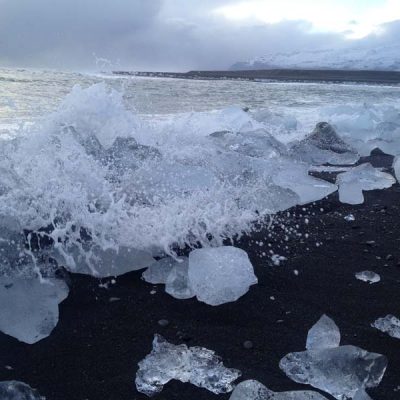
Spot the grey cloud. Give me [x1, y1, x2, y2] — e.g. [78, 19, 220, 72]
[0, 0, 399, 71]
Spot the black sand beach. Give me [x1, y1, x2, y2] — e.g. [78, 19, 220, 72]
[113, 69, 400, 85]
[1, 151, 400, 400]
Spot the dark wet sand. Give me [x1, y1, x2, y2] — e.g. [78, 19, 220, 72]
[0, 152, 400, 400]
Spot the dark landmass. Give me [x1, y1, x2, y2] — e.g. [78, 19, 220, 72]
[113, 69, 400, 85]
[1, 151, 400, 400]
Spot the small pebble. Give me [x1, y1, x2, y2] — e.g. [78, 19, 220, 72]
[344, 214, 355, 222]
[243, 340, 253, 349]
[109, 297, 120, 302]
[158, 319, 169, 327]
[386, 254, 393, 260]
[176, 331, 191, 341]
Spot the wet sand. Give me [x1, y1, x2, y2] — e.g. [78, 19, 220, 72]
[0, 152, 399, 400]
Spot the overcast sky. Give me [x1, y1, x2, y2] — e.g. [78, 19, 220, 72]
[0, 0, 399, 71]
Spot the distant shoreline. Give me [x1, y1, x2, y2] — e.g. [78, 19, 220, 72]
[112, 69, 400, 85]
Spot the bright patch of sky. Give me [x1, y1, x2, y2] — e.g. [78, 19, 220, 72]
[214, 0, 400, 38]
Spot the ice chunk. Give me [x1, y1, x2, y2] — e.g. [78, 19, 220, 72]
[142, 257, 180, 285]
[372, 315, 400, 339]
[0, 215, 26, 276]
[281, 316, 387, 399]
[165, 257, 194, 299]
[238, 185, 300, 214]
[306, 315, 341, 351]
[209, 129, 287, 159]
[0, 381, 45, 399]
[353, 389, 373, 400]
[291, 122, 359, 165]
[211, 152, 275, 186]
[355, 271, 381, 284]
[336, 163, 396, 205]
[280, 345, 387, 399]
[105, 137, 161, 174]
[54, 245, 154, 277]
[188, 246, 258, 306]
[0, 277, 69, 344]
[273, 161, 337, 204]
[131, 162, 219, 202]
[252, 109, 298, 131]
[135, 334, 241, 396]
[393, 156, 400, 182]
[229, 379, 329, 400]
[344, 214, 355, 222]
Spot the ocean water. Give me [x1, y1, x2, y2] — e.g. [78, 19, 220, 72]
[0, 67, 399, 278]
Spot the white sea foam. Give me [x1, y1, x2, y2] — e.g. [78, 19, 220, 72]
[0, 82, 399, 280]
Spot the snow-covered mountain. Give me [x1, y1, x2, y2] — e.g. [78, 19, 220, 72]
[231, 44, 400, 71]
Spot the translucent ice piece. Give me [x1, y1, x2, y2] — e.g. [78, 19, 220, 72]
[142, 257, 183, 285]
[306, 315, 341, 351]
[0, 277, 69, 344]
[372, 315, 400, 339]
[336, 163, 395, 205]
[165, 257, 194, 299]
[280, 345, 387, 400]
[0, 381, 45, 400]
[188, 246, 257, 306]
[291, 122, 359, 165]
[54, 245, 154, 277]
[273, 162, 337, 204]
[135, 334, 241, 396]
[355, 271, 381, 284]
[230, 379, 329, 400]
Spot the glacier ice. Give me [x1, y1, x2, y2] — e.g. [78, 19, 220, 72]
[291, 122, 359, 165]
[238, 185, 300, 214]
[336, 163, 396, 205]
[229, 379, 329, 400]
[0, 215, 27, 276]
[0, 381, 45, 400]
[353, 389, 373, 400]
[344, 214, 355, 222]
[209, 129, 287, 159]
[252, 109, 298, 131]
[0, 277, 69, 344]
[355, 271, 381, 284]
[320, 103, 400, 157]
[273, 161, 337, 204]
[135, 334, 241, 396]
[280, 346, 387, 400]
[165, 257, 194, 299]
[104, 137, 161, 179]
[188, 246, 258, 306]
[372, 315, 400, 339]
[142, 257, 179, 285]
[130, 161, 219, 203]
[393, 156, 400, 182]
[280, 315, 387, 400]
[306, 314, 341, 351]
[53, 245, 154, 277]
